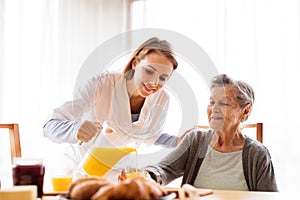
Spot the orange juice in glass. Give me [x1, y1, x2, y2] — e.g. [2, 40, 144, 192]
[81, 147, 137, 177]
[51, 168, 73, 193]
[125, 167, 147, 179]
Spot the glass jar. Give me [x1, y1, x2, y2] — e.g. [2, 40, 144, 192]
[12, 158, 45, 198]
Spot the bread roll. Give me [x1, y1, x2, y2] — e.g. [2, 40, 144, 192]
[68, 177, 111, 200]
[92, 176, 166, 200]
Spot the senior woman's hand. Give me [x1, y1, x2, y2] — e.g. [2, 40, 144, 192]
[118, 169, 127, 182]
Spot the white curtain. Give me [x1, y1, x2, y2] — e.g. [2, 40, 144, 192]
[1, 0, 299, 193]
[131, 0, 300, 193]
[0, 0, 130, 188]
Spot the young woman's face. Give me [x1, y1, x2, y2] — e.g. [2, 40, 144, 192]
[131, 52, 174, 97]
[207, 86, 245, 132]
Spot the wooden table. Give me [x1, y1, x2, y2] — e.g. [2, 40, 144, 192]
[164, 187, 285, 200]
[42, 190, 287, 200]
[200, 190, 284, 200]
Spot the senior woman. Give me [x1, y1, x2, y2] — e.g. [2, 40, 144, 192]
[144, 74, 278, 191]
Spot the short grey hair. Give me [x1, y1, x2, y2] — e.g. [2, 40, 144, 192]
[210, 74, 255, 113]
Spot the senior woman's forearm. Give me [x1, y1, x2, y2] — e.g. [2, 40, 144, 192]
[145, 142, 191, 185]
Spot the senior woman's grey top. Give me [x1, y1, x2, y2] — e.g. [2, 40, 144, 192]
[145, 129, 278, 192]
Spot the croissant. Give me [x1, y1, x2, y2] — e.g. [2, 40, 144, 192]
[68, 177, 111, 200]
[92, 176, 166, 200]
[68, 176, 166, 200]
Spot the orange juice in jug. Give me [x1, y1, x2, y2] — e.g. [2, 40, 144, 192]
[82, 147, 137, 177]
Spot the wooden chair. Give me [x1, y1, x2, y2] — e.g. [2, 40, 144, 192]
[0, 123, 22, 163]
[196, 122, 263, 143]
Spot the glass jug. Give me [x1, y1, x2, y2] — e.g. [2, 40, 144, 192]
[79, 121, 137, 177]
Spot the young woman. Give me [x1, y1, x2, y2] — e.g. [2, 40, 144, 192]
[43, 37, 180, 177]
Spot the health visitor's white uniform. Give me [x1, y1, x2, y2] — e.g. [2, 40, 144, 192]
[43, 72, 176, 181]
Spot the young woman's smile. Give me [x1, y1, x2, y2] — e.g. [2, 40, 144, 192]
[128, 52, 173, 98]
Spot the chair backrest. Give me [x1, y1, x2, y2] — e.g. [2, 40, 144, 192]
[0, 123, 22, 163]
[196, 122, 263, 143]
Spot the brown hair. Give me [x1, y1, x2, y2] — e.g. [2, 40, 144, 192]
[123, 37, 178, 79]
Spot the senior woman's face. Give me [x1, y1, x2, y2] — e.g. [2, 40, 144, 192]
[207, 86, 244, 132]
